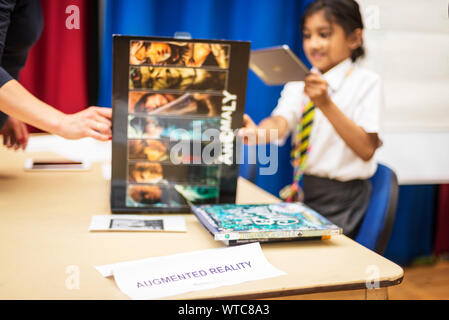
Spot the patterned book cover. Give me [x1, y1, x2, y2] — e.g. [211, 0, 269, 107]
[110, 36, 250, 212]
[192, 202, 342, 245]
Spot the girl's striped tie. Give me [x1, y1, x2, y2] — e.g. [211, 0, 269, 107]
[279, 100, 315, 202]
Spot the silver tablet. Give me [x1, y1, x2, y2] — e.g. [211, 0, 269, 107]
[249, 45, 310, 86]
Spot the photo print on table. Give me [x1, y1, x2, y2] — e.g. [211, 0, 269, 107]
[110, 218, 164, 230]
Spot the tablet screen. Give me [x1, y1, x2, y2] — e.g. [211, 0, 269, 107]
[111, 35, 251, 213]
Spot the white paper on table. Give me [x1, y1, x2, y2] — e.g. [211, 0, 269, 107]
[95, 242, 286, 299]
[88, 215, 186, 232]
[26, 135, 111, 163]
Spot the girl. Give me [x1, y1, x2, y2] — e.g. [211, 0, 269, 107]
[239, 0, 384, 239]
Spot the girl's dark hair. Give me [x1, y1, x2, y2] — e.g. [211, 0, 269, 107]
[301, 0, 365, 62]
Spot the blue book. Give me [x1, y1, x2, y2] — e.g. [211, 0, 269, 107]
[191, 202, 342, 245]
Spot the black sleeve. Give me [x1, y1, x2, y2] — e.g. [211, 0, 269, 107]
[0, 0, 17, 128]
[0, 0, 16, 87]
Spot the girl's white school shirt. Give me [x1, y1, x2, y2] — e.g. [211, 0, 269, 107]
[271, 58, 384, 182]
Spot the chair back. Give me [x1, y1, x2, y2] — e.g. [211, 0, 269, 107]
[355, 163, 399, 254]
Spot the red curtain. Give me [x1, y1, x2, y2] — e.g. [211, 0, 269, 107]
[435, 185, 449, 257]
[19, 0, 91, 132]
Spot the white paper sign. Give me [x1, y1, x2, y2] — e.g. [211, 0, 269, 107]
[96, 243, 286, 299]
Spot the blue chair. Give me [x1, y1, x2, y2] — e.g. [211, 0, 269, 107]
[355, 163, 399, 255]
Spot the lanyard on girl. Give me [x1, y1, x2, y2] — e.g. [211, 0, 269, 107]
[279, 66, 354, 202]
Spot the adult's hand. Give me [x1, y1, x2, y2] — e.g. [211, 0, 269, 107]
[0, 116, 29, 150]
[57, 107, 112, 141]
[0, 81, 112, 142]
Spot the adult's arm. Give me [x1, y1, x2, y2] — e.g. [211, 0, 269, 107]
[0, 0, 16, 128]
[0, 1, 111, 142]
[0, 79, 112, 141]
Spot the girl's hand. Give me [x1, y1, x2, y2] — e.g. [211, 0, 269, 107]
[238, 114, 287, 145]
[238, 114, 259, 145]
[57, 107, 112, 141]
[0, 116, 29, 150]
[304, 72, 331, 109]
